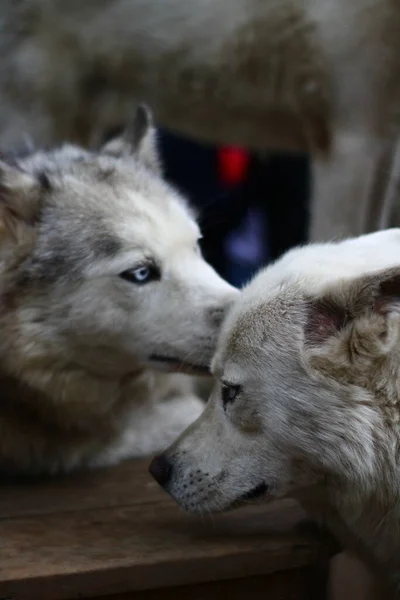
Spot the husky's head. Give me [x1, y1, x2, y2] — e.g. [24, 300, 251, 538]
[0, 106, 237, 379]
[150, 230, 400, 514]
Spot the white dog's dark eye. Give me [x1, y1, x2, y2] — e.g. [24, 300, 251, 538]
[221, 383, 241, 408]
[120, 264, 160, 285]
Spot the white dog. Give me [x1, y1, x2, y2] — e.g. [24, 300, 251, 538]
[150, 229, 400, 596]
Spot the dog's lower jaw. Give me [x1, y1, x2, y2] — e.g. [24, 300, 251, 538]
[169, 482, 271, 515]
[222, 483, 271, 512]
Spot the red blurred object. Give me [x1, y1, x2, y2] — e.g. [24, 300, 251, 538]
[218, 146, 250, 187]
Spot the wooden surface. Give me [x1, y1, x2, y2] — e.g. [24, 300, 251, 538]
[92, 568, 329, 600]
[0, 459, 336, 600]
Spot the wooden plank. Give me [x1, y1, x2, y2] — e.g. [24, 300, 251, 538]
[0, 459, 336, 600]
[0, 460, 161, 519]
[0, 501, 333, 599]
[87, 567, 328, 600]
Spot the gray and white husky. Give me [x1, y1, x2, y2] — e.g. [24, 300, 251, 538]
[0, 106, 237, 475]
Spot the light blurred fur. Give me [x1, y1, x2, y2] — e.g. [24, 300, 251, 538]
[1, 0, 400, 240]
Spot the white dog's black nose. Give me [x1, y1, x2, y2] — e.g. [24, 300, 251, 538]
[149, 454, 173, 487]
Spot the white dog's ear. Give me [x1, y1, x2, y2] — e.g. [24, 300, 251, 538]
[305, 298, 350, 345]
[0, 160, 46, 243]
[100, 105, 162, 174]
[305, 268, 400, 349]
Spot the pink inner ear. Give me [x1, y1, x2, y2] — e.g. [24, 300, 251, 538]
[305, 301, 349, 345]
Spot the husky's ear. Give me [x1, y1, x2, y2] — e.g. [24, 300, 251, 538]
[0, 160, 45, 243]
[305, 268, 400, 352]
[101, 105, 162, 174]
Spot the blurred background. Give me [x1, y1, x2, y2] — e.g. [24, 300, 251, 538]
[158, 128, 310, 287]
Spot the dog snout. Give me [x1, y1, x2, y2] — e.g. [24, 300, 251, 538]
[149, 454, 173, 488]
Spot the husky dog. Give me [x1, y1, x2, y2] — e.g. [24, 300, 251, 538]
[1, 0, 400, 241]
[150, 229, 400, 596]
[0, 106, 236, 475]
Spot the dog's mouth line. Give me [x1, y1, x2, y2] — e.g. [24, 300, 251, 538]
[149, 354, 210, 375]
[239, 482, 269, 501]
[181, 482, 270, 514]
[227, 482, 269, 509]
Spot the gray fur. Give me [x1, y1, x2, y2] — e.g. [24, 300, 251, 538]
[0, 108, 237, 475]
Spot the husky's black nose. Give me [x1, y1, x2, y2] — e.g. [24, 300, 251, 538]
[149, 454, 173, 487]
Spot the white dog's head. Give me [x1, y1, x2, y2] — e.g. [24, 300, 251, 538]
[0, 106, 237, 378]
[150, 230, 400, 512]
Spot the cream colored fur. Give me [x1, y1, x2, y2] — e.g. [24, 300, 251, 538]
[153, 229, 400, 596]
[0, 0, 400, 239]
[0, 107, 237, 476]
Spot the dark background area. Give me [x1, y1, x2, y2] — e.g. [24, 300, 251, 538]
[158, 129, 310, 287]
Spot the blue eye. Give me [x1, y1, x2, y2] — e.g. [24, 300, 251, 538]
[133, 266, 151, 282]
[120, 264, 160, 285]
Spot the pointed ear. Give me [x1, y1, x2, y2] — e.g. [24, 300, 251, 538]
[0, 160, 43, 243]
[100, 104, 162, 174]
[304, 298, 350, 345]
[305, 268, 400, 347]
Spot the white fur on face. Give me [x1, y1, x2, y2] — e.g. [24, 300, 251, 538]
[56, 179, 237, 375]
[159, 230, 400, 515]
[0, 122, 238, 382]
